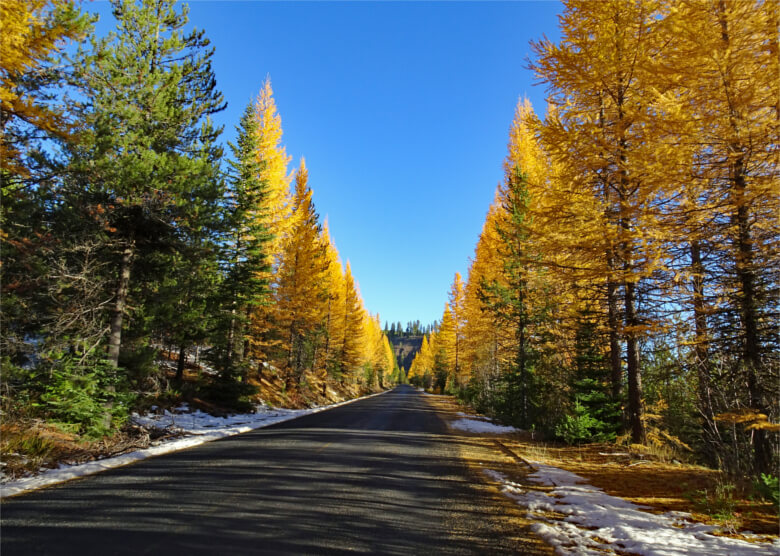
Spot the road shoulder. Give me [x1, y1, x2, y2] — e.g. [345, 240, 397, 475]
[418, 392, 555, 555]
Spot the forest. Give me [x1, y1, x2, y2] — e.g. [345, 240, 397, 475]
[1, 0, 403, 450]
[408, 0, 778, 480]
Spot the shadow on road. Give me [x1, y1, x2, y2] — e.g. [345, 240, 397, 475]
[1, 386, 543, 555]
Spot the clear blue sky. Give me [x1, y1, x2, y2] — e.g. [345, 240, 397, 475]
[89, 1, 562, 328]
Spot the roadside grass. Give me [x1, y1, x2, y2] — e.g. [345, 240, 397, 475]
[1, 357, 381, 483]
[502, 439, 778, 538]
[0, 419, 171, 482]
[0, 423, 79, 480]
[423, 392, 779, 540]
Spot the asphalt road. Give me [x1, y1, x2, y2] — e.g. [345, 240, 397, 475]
[1, 385, 531, 555]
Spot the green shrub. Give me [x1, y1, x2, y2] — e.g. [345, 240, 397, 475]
[203, 376, 258, 412]
[555, 401, 600, 445]
[688, 481, 742, 534]
[37, 354, 134, 439]
[119, 345, 160, 388]
[753, 473, 779, 509]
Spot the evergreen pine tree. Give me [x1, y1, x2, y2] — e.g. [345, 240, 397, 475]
[210, 101, 274, 379]
[564, 310, 621, 442]
[67, 0, 225, 369]
[480, 168, 544, 429]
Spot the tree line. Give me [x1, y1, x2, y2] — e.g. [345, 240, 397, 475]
[1, 0, 400, 438]
[383, 320, 436, 338]
[409, 0, 778, 478]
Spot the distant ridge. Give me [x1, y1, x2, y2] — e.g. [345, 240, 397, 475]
[388, 335, 423, 373]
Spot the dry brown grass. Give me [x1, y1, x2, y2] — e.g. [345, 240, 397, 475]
[424, 393, 779, 540]
[502, 440, 778, 536]
[0, 419, 176, 482]
[248, 368, 376, 410]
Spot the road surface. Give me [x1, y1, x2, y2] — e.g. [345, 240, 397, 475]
[1, 385, 542, 554]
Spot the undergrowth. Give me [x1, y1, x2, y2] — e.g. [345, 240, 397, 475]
[687, 480, 742, 534]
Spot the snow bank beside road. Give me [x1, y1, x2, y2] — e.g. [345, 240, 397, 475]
[130, 402, 305, 434]
[451, 417, 519, 434]
[1, 392, 383, 499]
[485, 465, 779, 556]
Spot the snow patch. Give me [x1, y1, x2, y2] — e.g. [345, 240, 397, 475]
[450, 417, 519, 434]
[1, 391, 386, 499]
[485, 465, 779, 556]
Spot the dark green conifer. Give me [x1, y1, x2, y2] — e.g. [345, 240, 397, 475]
[208, 102, 274, 379]
[67, 0, 226, 368]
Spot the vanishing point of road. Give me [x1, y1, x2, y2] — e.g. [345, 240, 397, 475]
[1, 385, 547, 554]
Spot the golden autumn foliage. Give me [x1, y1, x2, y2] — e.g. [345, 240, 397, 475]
[430, 0, 777, 474]
[448, 273, 466, 384]
[436, 304, 457, 390]
[252, 78, 293, 262]
[339, 262, 366, 377]
[408, 334, 435, 385]
[317, 220, 347, 380]
[715, 410, 780, 432]
[529, 0, 685, 442]
[273, 159, 329, 386]
[234, 80, 393, 394]
[361, 314, 395, 389]
[0, 0, 86, 175]
[459, 199, 507, 385]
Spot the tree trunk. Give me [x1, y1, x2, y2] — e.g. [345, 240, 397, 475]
[103, 242, 133, 429]
[322, 297, 333, 387]
[618, 156, 644, 444]
[227, 305, 237, 367]
[517, 291, 528, 429]
[607, 279, 623, 400]
[243, 306, 253, 379]
[454, 323, 460, 387]
[286, 326, 296, 390]
[733, 154, 769, 473]
[107, 243, 134, 367]
[690, 240, 717, 441]
[624, 279, 644, 444]
[176, 344, 187, 382]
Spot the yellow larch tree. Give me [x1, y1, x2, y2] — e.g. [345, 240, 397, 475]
[316, 219, 346, 388]
[447, 272, 467, 385]
[380, 334, 397, 384]
[252, 78, 293, 259]
[409, 333, 436, 388]
[531, 0, 670, 442]
[461, 95, 606, 429]
[272, 159, 329, 388]
[528, 101, 620, 399]
[501, 98, 576, 426]
[461, 199, 510, 390]
[338, 262, 365, 380]
[246, 78, 294, 360]
[407, 355, 419, 383]
[407, 335, 425, 384]
[649, 0, 780, 473]
[436, 304, 457, 393]
[361, 313, 388, 390]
